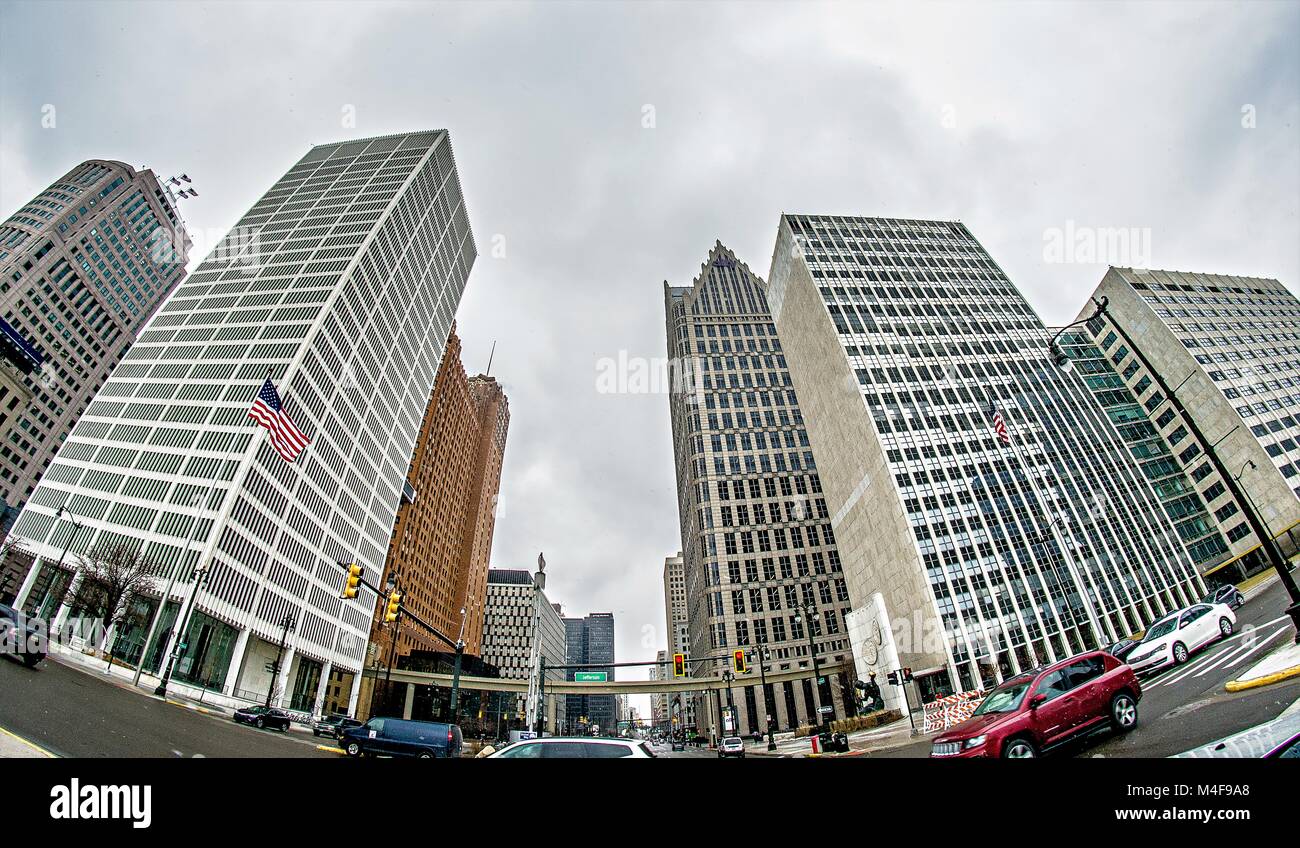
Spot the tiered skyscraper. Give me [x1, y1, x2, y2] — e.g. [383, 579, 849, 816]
[12, 131, 475, 715]
[665, 243, 855, 737]
[767, 216, 1202, 700]
[0, 160, 190, 538]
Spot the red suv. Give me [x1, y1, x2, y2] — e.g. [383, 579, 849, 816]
[930, 651, 1140, 759]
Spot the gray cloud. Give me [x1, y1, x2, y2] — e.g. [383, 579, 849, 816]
[3, 0, 1297, 716]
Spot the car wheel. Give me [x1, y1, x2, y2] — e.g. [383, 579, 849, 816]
[417, 750, 434, 759]
[1172, 641, 1189, 664]
[1218, 617, 1233, 638]
[345, 741, 362, 757]
[1110, 692, 1138, 732]
[1234, 593, 1244, 608]
[255, 718, 266, 729]
[1001, 738, 1037, 759]
[23, 654, 42, 668]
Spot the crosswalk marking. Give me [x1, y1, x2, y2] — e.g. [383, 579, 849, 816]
[1145, 616, 1289, 689]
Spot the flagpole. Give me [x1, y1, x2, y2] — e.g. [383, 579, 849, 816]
[132, 470, 223, 687]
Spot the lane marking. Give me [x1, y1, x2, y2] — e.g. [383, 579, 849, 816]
[1190, 638, 1274, 679]
[0, 724, 58, 758]
[1221, 628, 1290, 670]
[1144, 616, 1289, 688]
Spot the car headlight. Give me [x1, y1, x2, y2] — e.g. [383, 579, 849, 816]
[964, 735, 987, 749]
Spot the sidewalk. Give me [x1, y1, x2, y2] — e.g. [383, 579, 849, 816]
[0, 725, 56, 758]
[44, 641, 314, 735]
[751, 715, 931, 758]
[1225, 637, 1300, 692]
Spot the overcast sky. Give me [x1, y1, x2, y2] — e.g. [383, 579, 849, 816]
[3, 0, 1298, 715]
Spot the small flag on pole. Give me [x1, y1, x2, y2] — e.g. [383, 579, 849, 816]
[249, 378, 311, 463]
[991, 405, 1011, 445]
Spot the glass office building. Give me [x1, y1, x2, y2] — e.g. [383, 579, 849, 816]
[767, 215, 1202, 697]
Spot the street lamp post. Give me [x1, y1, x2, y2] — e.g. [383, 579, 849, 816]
[38, 507, 84, 621]
[152, 559, 210, 698]
[449, 606, 467, 721]
[1050, 297, 1300, 643]
[795, 600, 829, 731]
[748, 644, 778, 751]
[264, 613, 297, 707]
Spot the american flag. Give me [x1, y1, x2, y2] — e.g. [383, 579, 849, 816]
[991, 405, 1011, 445]
[249, 378, 311, 463]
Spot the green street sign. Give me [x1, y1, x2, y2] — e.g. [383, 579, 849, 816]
[574, 671, 608, 682]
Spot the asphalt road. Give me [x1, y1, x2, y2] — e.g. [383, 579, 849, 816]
[0, 652, 332, 758]
[869, 577, 1300, 759]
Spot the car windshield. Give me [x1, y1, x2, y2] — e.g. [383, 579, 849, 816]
[1143, 619, 1177, 641]
[973, 680, 1031, 715]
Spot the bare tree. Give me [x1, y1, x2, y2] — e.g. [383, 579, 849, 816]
[62, 542, 160, 670]
[0, 535, 30, 603]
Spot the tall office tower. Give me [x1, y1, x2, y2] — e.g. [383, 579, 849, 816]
[11, 132, 475, 715]
[659, 553, 696, 731]
[370, 326, 508, 667]
[649, 649, 670, 728]
[0, 160, 190, 532]
[563, 612, 616, 734]
[664, 243, 855, 738]
[767, 215, 1203, 700]
[481, 568, 566, 731]
[1066, 268, 1300, 586]
[662, 552, 689, 658]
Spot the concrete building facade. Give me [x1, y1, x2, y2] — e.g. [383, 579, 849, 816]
[664, 243, 855, 737]
[766, 215, 1203, 702]
[1, 160, 190, 532]
[11, 131, 476, 716]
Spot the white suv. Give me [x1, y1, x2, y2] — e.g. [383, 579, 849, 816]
[487, 737, 656, 758]
[718, 736, 746, 758]
[1126, 602, 1236, 674]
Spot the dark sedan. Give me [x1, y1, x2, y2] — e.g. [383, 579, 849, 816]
[0, 603, 46, 668]
[313, 713, 363, 739]
[233, 705, 292, 731]
[1105, 639, 1140, 662]
[1201, 583, 1245, 610]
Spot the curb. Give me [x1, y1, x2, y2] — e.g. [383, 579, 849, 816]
[0, 725, 58, 758]
[317, 744, 345, 755]
[1225, 663, 1300, 693]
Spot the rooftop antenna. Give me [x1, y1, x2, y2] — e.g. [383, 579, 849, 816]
[485, 340, 497, 376]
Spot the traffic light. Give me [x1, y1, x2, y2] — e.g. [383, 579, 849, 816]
[672, 652, 686, 677]
[732, 649, 747, 674]
[342, 562, 363, 599]
[384, 589, 402, 623]
[886, 670, 900, 685]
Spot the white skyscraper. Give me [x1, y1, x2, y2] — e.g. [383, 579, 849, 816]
[768, 215, 1203, 699]
[12, 131, 476, 714]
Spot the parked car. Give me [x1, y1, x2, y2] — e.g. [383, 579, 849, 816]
[670, 738, 685, 752]
[930, 650, 1141, 759]
[1105, 638, 1140, 662]
[233, 705, 292, 731]
[1173, 708, 1300, 758]
[1201, 583, 1245, 610]
[341, 718, 463, 759]
[486, 736, 655, 758]
[0, 603, 45, 668]
[313, 713, 363, 739]
[718, 736, 745, 758]
[1126, 603, 1236, 675]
